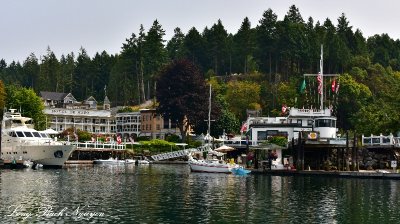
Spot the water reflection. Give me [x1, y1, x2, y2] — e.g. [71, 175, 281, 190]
[1, 165, 400, 223]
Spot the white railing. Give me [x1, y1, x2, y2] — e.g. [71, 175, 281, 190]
[151, 149, 191, 161]
[151, 145, 209, 161]
[72, 141, 126, 150]
[362, 133, 400, 146]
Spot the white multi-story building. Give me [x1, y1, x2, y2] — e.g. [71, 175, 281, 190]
[41, 92, 182, 139]
[44, 107, 115, 134]
[115, 112, 141, 139]
[41, 92, 115, 135]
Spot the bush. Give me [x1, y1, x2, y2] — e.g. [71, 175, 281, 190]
[166, 134, 181, 143]
[138, 139, 179, 153]
[267, 136, 288, 147]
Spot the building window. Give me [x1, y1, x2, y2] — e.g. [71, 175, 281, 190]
[156, 124, 160, 130]
[297, 119, 302, 126]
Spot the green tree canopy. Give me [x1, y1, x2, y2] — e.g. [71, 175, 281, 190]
[5, 85, 46, 130]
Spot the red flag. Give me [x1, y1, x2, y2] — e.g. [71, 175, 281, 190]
[240, 123, 247, 133]
[282, 104, 287, 114]
[331, 79, 336, 92]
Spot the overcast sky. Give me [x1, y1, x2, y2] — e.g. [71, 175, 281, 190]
[1, 0, 399, 63]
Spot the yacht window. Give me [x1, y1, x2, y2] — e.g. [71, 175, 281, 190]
[16, 131, 25, 137]
[40, 133, 48, 138]
[11, 132, 17, 137]
[315, 119, 333, 128]
[12, 120, 22, 124]
[32, 132, 41, 137]
[24, 132, 33, 137]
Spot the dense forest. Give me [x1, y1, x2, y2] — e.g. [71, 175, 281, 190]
[1, 5, 400, 136]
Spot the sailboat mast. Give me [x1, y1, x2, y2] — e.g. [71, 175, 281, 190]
[320, 45, 324, 110]
[208, 84, 211, 135]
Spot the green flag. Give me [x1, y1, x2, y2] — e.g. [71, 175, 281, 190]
[300, 79, 306, 93]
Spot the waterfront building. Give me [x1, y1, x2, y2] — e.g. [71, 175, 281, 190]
[41, 91, 115, 135]
[41, 92, 180, 140]
[41, 91, 77, 107]
[115, 112, 141, 139]
[245, 107, 337, 142]
[140, 109, 180, 139]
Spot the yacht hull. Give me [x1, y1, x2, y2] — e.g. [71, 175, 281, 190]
[1, 144, 76, 167]
[188, 160, 233, 173]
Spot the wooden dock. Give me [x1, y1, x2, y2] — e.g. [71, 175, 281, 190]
[1, 159, 28, 169]
[250, 169, 400, 179]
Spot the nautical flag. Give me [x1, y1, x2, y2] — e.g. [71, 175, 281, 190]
[331, 79, 336, 92]
[73, 132, 78, 141]
[117, 135, 122, 144]
[300, 79, 306, 93]
[281, 104, 287, 114]
[317, 72, 322, 95]
[240, 122, 247, 133]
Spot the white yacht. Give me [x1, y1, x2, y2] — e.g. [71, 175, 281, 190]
[1, 109, 76, 168]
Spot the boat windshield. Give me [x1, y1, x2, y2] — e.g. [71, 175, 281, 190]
[12, 120, 22, 125]
[40, 133, 49, 138]
[24, 132, 33, 137]
[32, 132, 41, 137]
[16, 131, 25, 137]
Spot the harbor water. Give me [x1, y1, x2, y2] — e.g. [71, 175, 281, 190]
[1, 164, 400, 223]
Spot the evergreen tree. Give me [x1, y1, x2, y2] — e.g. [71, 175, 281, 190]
[143, 20, 168, 100]
[39, 47, 60, 92]
[22, 53, 39, 90]
[74, 47, 92, 100]
[256, 8, 278, 77]
[233, 17, 256, 74]
[203, 19, 229, 76]
[183, 27, 206, 71]
[166, 27, 185, 60]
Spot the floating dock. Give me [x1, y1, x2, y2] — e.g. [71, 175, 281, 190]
[250, 169, 400, 179]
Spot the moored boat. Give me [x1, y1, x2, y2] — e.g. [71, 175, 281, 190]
[93, 157, 126, 165]
[188, 157, 237, 173]
[1, 109, 76, 168]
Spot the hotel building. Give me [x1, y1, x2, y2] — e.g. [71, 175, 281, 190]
[41, 91, 115, 135]
[40, 92, 181, 140]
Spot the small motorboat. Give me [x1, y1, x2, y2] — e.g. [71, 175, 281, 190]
[93, 157, 126, 165]
[231, 167, 251, 175]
